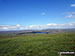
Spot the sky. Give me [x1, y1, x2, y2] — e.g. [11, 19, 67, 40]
[0, 0, 75, 30]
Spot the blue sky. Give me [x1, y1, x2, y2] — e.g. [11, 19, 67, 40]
[0, 0, 75, 30]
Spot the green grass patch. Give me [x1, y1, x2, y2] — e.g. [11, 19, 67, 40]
[0, 33, 75, 56]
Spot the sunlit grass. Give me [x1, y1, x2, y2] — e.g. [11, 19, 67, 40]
[0, 33, 75, 56]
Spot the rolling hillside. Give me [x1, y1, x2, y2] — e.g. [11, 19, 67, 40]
[0, 33, 75, 56]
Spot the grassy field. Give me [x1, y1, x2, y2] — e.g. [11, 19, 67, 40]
[0, 33, 75, 56]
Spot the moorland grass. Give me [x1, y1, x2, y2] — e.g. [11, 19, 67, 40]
[0, 33, 75, 56]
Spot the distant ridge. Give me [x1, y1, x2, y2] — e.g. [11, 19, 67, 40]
[0, 28, 75, 36]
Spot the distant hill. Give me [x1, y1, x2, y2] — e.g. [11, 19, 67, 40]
[0, 28, 75, 36]
[40, 28, 75, 33]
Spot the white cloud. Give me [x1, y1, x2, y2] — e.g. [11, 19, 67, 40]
[3, 27, 8, 30]
[45, 22, 75, 28]
[16, 24, 20, 27]
[25, 22, 75, 29]
[71, 4, 75, 7]
[0, 22, 75, 30]
[47, 23, 57, 26]
[29, 25, 35, 28]
[65, 12, 75, 18]
[68, 23, 73, 26]
[0, 24, 21, 30]
[0, 27, 8, 30]
[25, 25, 41, 29]
[59, 22, 75, 28]
[20, 27, 25, 30]
[66, 14, 72, 18]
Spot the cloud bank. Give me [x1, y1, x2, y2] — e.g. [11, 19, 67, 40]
[0, 22, 75, 30]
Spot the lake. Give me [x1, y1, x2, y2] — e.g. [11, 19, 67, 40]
[32, 32, 49, 34]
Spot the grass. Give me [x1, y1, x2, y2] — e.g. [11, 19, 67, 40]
[0, 33, 75, 56]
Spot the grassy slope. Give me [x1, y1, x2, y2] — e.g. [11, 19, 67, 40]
[0, 33, 75, 56]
